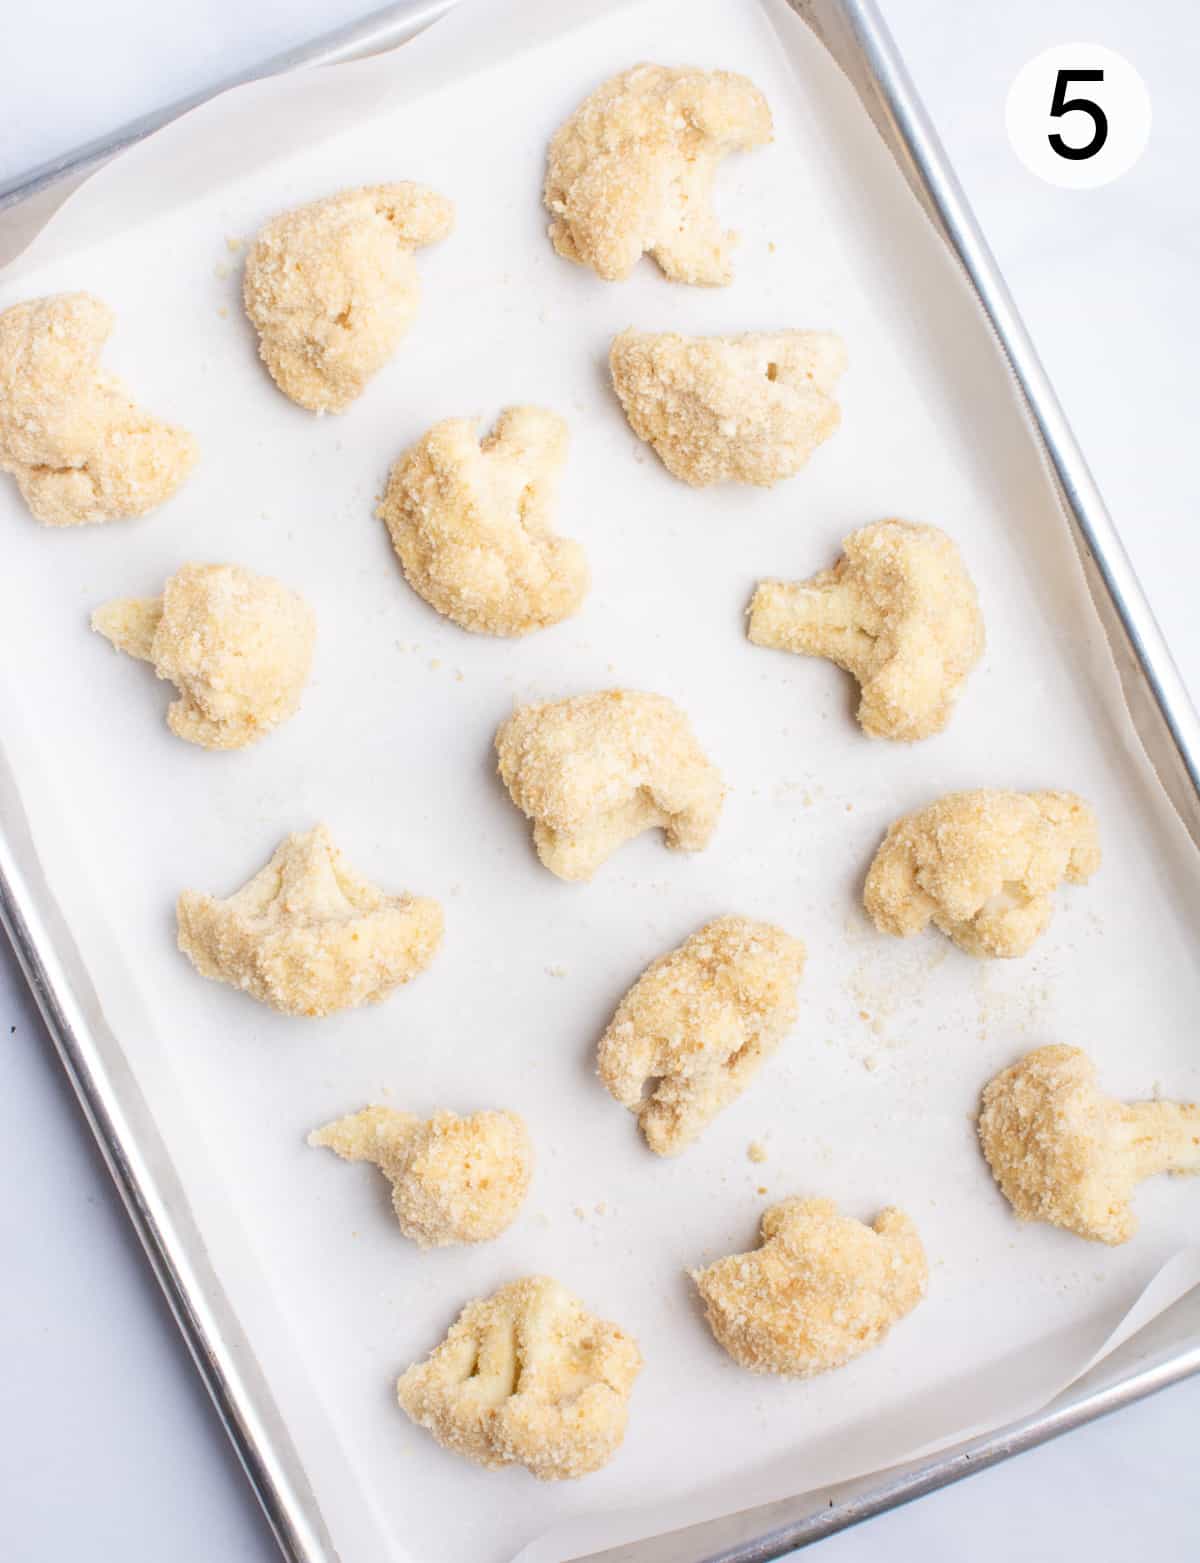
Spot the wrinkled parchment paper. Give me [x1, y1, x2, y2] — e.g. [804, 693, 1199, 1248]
[2, 1, 1197, 1560]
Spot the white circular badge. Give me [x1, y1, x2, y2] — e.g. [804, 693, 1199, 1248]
[1006, 44, 1151, 189]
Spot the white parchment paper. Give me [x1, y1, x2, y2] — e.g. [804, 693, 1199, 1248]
[2, 2, 1198, 1560]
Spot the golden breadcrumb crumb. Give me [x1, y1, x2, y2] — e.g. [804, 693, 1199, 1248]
[309, 1106, 532, 1247]
[177, 824, 442, 1016]
[749, 520, 984, 740]
[747, 1140, 768, 1164]
[0, 293, 196, 525]
[609, 327, 845, 487]
[92, 563, 315, 750]
[243, 183, 453, 413]
[544, 63, 772, 285]
[377, 406, 588, 635]
[597, 917, 805, 1155]
[979, 1044, 1200, 1245]
[396, 1276, 642, 1479]
[495, 689, 725, 880]
[864, 789, 1100, 958]
[692, 1197, 927, 1377]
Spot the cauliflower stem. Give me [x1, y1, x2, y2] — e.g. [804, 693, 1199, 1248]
[749, 520, 984, 741]
[310, 1106, 532, 1247]
[979, 1045, 1200, 1244]
[93, 562, 316, 750]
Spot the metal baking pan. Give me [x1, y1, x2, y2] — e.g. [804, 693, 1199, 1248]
[2, 1, 1198, 1558]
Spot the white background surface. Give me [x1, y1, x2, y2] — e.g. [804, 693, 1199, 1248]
[1, 1, 1197, 1560]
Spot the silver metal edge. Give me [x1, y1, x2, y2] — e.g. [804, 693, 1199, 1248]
[673, 0, 1200, 1552]
[741, 1323, 1200, 1560]
[0, 1, 456, 217]
[0, 756, 337, 1550]
[0, 752, 339, 1563]
[792, 0, 1200, 849]
[0, 13, 455, 1563]
[0, 2, 1196, 1561]
[571, 1297, 1200, 1560]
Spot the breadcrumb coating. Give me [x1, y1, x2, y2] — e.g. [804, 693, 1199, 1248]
[979, 1045, 1200, 1245]
[309, 1106, 531, 1247]
[243, 183, 453, 413]
[0, 293, 196, 525]
[610, 327, 845, 487]
[495, 689, 725, 881]
[692, 1197, 927, 1377]
[749, 520, 984, 740]
[544, 63, 772, 286]
[598, 917, 805, 1155]
[92, 563, 315, 749]
[377, 406, 588, 635]
[864, 789, 1100, 958]
[396, 1276, 642, 1479]
[177, 824, 442, 1017]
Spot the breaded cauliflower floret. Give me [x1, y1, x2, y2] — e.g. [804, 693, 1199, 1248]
[749, 520, 984, 740]
[610, 328, 845, 487]
[377, 407, 589, 635]
[177, 824, 442, 1017]
[92, 563, 315, 750]
[495, 689, 725, 881]
[309, 1106, 532, 1247]
[243, 182, 454, 413]
[598, 917, 805, 1155]
[864, 789, 1100, 958]
[0, 293, 197, 526]
[396, 1276, 642, 1480]
[544, 64, 772, 286]
[979, 1045, 1200, 1245]
[692, 1197, 927, 1377]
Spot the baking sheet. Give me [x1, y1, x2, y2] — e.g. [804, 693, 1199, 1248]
[2, 1, 1199, 1560]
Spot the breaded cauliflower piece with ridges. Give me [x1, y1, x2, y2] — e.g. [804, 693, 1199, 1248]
[396, 1276, 642, 1479]
[864, 789, 1100, 958]
[610, 327, 845, 487]
[692, 1197, 927, 1377]
[177, 825, 442, 1016]
[377, 407, 588, 635]
[598, 917, 805, 1155]
[309, 1106, 532, 1247]
[92, 562, 315, 749]
[0, 293, 196, 526]
[749, 520, 984, 740]
[243, 182, 453, 413]
[545, 63, 772, 285]
[979, 1045, 1200, 1245]
[495, 689, 725, 881]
